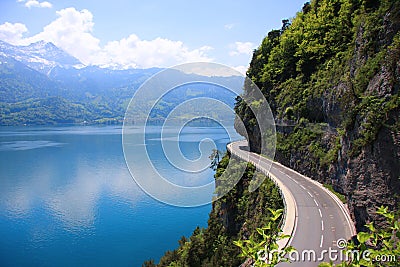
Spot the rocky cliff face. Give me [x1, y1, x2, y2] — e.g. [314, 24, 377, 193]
[338, 16, 399, 230]
[235, 0, 400, 232]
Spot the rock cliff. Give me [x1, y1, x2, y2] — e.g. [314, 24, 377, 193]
[235, 0, 400, 232]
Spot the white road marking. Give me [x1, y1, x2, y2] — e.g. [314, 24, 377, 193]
[289, 176, 299, 184]
[307, 191, 313, 198]
[300, 184, 306, 190]
[279, 171, 285, 175]
[229, 141, 356, 251]
[321, 220, 324, 231]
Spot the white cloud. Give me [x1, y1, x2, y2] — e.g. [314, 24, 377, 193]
[229, 41, 255, 56]
[22, 8, 101, 64]
[18, 0, 52, 8]
[97, 34, 212, 69]
[224, 23, 235, 30]
[0, 22, 28, 44]
[174, 62, 243, 77]
[0, 7, 213, 68]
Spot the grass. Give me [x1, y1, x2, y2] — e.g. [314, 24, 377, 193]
[324, 184, 347, 204]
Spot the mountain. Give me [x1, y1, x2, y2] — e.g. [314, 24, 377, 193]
[0, 40, 163, 125]
[0, 55, 66, 103]
[0, 40, 242, 126]
[0, 40, 83, 74]
[47, 65, 162, 96]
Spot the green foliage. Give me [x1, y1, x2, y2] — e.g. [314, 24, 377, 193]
[322, 135, 342, 166]
[351, 94, 400, 156]
[233, 209, 295, 266]
[319, 206, 400, 266]
[143, 260, 156, 267]
[0, 97, 95, 125]
[152, 154, 284, 267]
[354, 50, 386, 96]
[276, 123, 341, 170]
[324, 184, 347, 203]
[0, 63, 239, 125]
[235, 0, 400, 175]
[153, 0, 400, 265]
[208, 149, 221, 171]
[276, 124, 321, 155]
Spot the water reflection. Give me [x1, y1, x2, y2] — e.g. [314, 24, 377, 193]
[0, 126, 233, 224]
[0, 126, 235, 266]
[0, 140, 65, 151]
[0, 127, 143, 230]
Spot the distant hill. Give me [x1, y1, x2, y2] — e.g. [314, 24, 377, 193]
[0, 55, 66, 103]
[0, 40, 241, 125]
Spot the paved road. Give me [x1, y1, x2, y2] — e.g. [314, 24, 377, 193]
[228, 140, 356, 266]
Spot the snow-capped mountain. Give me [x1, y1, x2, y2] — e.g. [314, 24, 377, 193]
[0, 40, 83, 74]
[0, 40, 240, 126]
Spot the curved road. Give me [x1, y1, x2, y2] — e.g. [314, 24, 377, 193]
[228, 140, 356, 266]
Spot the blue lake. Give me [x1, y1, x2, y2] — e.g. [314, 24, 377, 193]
[0, 125, 240, 266]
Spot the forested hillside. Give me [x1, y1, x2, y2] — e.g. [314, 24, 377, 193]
[0, 57, 159, 125]
[0, 41, 241, 126]
[146, 155, 283, 267]
[235, 0, 399, 231]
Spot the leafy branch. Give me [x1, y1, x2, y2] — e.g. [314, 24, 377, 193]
[234, 208, 295, 266]
[320, 206, 399, 267]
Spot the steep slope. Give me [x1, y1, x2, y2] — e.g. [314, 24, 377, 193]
[0, 41, 162, 125]
[48, 66, 161, 95]
[0, 55, 67, 103]
[150, 156, 283, 267]
[235, 0, 400, 231]
[0, 97, 92, 125]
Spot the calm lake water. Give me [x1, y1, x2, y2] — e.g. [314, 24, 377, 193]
[0, 125, 240, 267]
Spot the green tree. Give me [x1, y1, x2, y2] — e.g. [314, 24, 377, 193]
[319, 206, 400, 267]
[233, 209, 295, 267]
[142, 259, 156, 267]
[209, 149, 221, 171]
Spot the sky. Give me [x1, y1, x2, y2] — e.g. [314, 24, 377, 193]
[0, 0, 306, 72]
